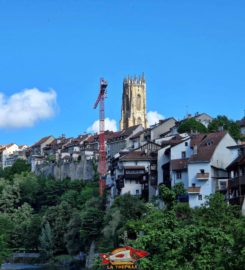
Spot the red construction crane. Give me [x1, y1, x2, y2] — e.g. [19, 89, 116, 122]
[93, 78, 108, 196]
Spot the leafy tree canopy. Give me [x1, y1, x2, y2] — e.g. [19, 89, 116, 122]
[178, 118, 207, 134]
[208, 115, 241, 141]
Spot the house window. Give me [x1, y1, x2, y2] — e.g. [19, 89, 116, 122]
[198, 194, 202, 200]
[176, 171, 182, 179]
[181, 151, 186, 159]
[200, 169, 205, 174]
[136, 189, 140, 195]
[185, 142, 188, 146]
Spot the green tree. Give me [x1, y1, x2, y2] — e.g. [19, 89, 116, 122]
[64, 211, 82, 255]
[0, 214, 12, 263]
[80, 197, 104, 251]
[2, 159, 30, 180]
[39, 222, 54, 260]
[208, 115, 241, 141]
[0, 235, 10, 264]
[178, 118, 207, 134]
[9, 203, 34, 249]
[42, 201, 74, 254]
[101, 194, 147, 251]
[159, 184, 176, 209]
[125, 193, 245, 270]
[0, 182, 20, 213]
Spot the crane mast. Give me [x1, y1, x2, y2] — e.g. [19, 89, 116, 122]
[93, 78, 108, 196]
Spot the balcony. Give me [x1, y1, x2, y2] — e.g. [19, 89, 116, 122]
[196, 173, 209, 180]
[229, 195, 245, 206]
[228, 175, 245, 188]
[188, 187, 201, 194]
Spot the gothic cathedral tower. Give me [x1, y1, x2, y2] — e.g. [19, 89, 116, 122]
[120, 73, 148, 130]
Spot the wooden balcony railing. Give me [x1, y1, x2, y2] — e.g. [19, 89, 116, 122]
[228, 175, 245, 188]
[188, 187, 201, 194]
[196, 173, 209, 180]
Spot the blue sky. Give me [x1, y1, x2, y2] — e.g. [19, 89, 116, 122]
[0, 0, 245, 145]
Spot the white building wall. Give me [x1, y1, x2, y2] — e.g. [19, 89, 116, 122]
[211, 133, 238, 169]
[151, 119, 176, 141]
[40, 137, 55, 155]
[241, 127, 245, 135]
[188, 162, 211, 208]
[171, 171, 188, 189]
[119, 160, 150, 196]
[157, 146, 170, 185]
[171, 139, 191, 160]
[2, 144, 19, 169]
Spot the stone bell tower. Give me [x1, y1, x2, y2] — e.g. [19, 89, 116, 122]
[120, 73, 148, 130]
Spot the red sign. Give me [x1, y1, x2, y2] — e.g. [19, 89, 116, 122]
[100, 246, 149, 269]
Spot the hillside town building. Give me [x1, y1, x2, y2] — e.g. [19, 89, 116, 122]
[1, 75, 244, 209]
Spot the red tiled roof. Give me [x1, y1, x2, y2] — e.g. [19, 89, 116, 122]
[189, 132, 226, 162]
[108, 125, 141, 142]
[32, 136, 53, 147]
[190, 134, 207, 148]
[120, 150, 157, 161]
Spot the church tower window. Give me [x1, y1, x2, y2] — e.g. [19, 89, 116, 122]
[136, 94, 141, 111]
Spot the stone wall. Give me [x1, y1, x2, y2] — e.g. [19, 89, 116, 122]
[35, 155, 95, 181]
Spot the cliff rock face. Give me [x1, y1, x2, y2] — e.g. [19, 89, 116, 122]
[35, 155, 94, 181]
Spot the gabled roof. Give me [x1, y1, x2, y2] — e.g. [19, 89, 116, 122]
[119, 141, 160, 162]
[189, 131, 226, 162]
[193, 113, 212, 120]
[130, 128, 151, 140]
[107, 125, 141, 142]
[32, 136, 53, 147]
[226, 155, 245, 171]
[161, 134, 186, 147]
[120, 150, 156, 161]
[190, 134, 207, 148]
[0, 143, 18, 153]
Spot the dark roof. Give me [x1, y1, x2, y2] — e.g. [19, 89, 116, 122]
[124, 166, 145, 170]
[31, 136, 53, 147]
[239, 118, 245, 127]
[226, 155, 245, 170]
[158, 117, 176, 124]
[190, 134, 207, 148]
[189, 132, 226, 162]
[120, 150, 156, 161]
[108, 125, 141, 142]
[130, 128, 151, 140]
[161, 135, 186, 147]
[171, 159, 188, 171]
[193, 113, 212, 119]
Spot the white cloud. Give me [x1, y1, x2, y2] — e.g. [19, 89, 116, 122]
[147, 111, 164, 126]
[0, 88, 57, 128]
[87, 118, 118, 133]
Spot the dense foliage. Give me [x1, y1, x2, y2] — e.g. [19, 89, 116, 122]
[125, 187, 245, 270]
[208, 115, 242, 141]
[0, 160, 102, 264]
[0, 161, 245, 269]
[178, 118, 207, 134]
